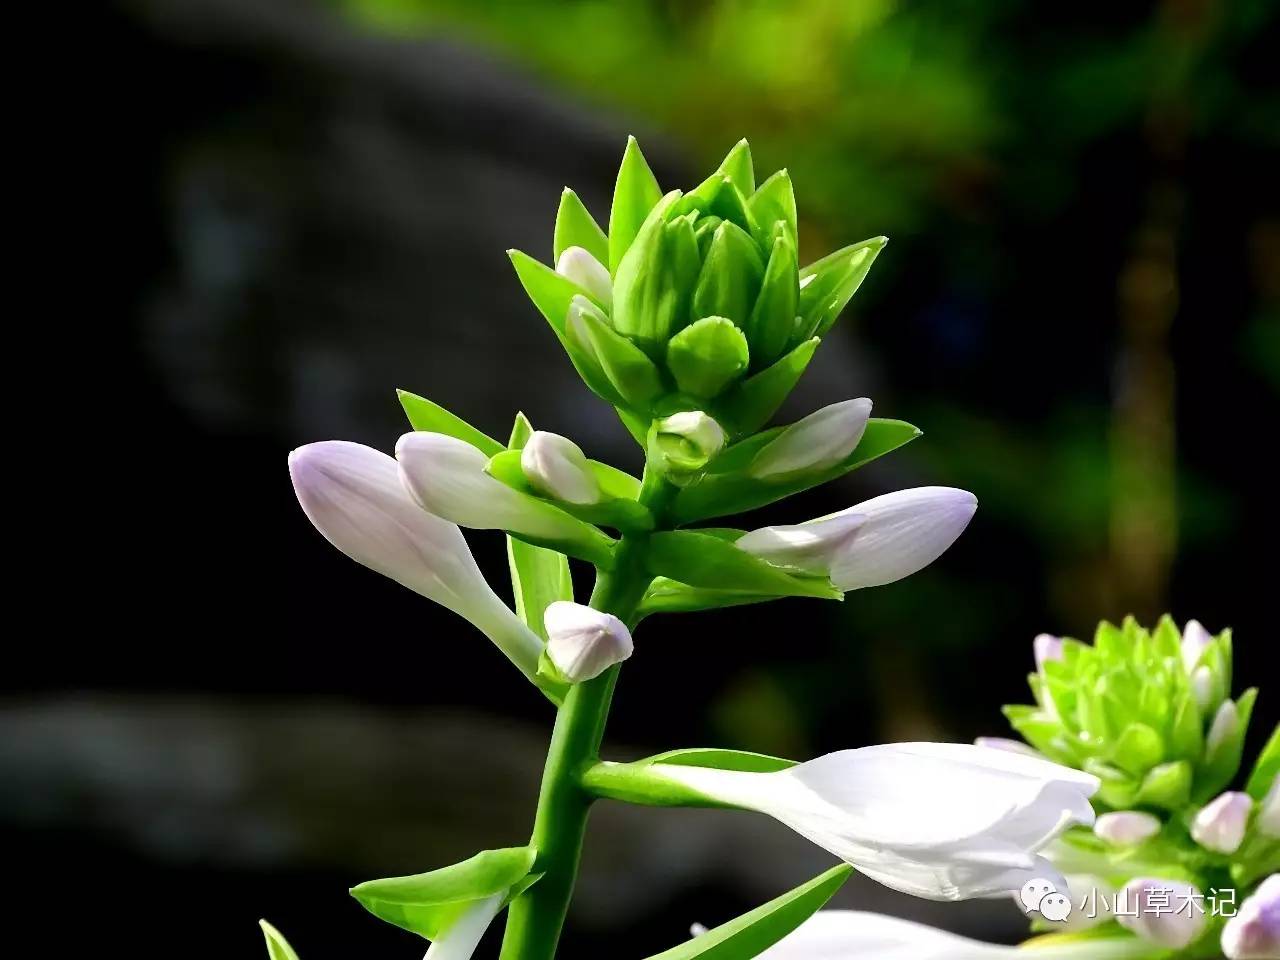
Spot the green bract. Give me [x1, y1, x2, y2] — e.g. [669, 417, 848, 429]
[1004, 616, 1254, 812]
[511, 138, 887, 456]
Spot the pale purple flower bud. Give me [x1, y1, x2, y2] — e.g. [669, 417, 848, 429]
[288, 441, 542, 679]
[747, 398, 872, 480]
[1181, 619, 1214, 674]
[973, 737, 1049, 761]
[735, 513, 866, 578]
[544, 601, 633, 682]
[521, 430, 600, 505]
[1222, 874, 1279, 960]
[1117, 878, 1206, 949]
[1207, 700, 1240, 756]
[1191, 792, 1252, 854]
[1260, 777, 1280, 838]
[555, 246, 612, 309]
[1034, 634, 1064, 671]
[1095, 811, 1162, 846]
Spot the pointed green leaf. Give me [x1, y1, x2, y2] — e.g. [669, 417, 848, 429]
[641, 747, 795, 773]
[508, 251, 629, 407]
[506, 416, 574, 641]
[554, 188, 609, 265]
[743, 233, 799, 371]
[670, 419, 921, 524]
[748, 170, 797, 251]
[646, 530, 840, 600]
[610, 136, 664, 272]
[612, 191, 695, 348]
[643, 864, 852, 960]
[692, 221, 765, 330]
[639, 577, 781, 616]
[672, 175, 756, 236]
[259, 921, 300, 960]
[1245, 722, 1279, 801]
[715, 337, 819, 436]
[797, 236, 887, 340]
[487, 449, 653, 534]
[351, 847, 536, 940]
[566, 296, 666, 408]
[715, 139, 755, 197]
[1194, 688, 1258, 802]
[617, 407, 651, 448]
[397, 390, 503, 456]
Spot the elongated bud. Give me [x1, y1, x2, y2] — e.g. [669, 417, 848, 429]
[747, 398, 872, 480]
[1116, 878, 1206, 948]
[288, 441, 543, 681]
[1222, 874, 1280, 959]
[1260, 776, 1280, 838]
[666, 316, 750, 398]
[1181, 619, 1214, 673]
[1191, 791, 1252, 853]
[1034, 633, 1064, 671]
[556, 245, 612, 309]
[544, 601, 633, 682]
[973, 737, 1049, 760]
[1094, 810, 1161, 845]
[1192, 664, 1217, 711]
[735, 513, 865, 577]
[520, 431, 600, 505]
[1207, 700, 1240, 755]
[650, 411, 726, 482]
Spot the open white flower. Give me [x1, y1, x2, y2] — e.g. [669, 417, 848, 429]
[654, 742, 1097, 901]
[747, 398, 872, 480]
[289, 441, 542, 679]
[750, 910, 1149, 959]
[738, 487, 976, 591]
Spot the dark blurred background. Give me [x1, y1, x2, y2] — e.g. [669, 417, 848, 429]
[9, 0, 1278, 955]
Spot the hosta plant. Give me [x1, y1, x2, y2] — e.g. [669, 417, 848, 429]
[273, 137, 1176, 960]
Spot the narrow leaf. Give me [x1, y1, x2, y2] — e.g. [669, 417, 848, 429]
[797, 236, 886, 340]
[610, 136, 663, 272]
[715, 139, 755, 196]
[259, 921, 301, 960]
[642, 747, 795, 773]
[715, 337, 819, 436]
[1245, 722, 1280, 801]
[646, 530, 840, 599]
[397, 390, 503, 456]
[554, 188, 609, 264]
[748, 170, 797, 251]
[643, 864, 852, 960]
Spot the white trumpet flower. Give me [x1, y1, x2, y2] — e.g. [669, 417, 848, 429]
[1191, 791, 1252, 854]
[749, 910, 1147, 960]
[555, 246, 612, 309]
[1222, 874, 1280, 960]
[1116, 878, 1207, 949]
[543, 601, 633, 682]
[288, 441, 542, 679]
[653, 742, 1097, 901]
[397, 432, 612, 563]
[1094, 810, 1162, 846]
[738, 487, 977, 591]
[747, 398, 872, 480]
[521, 431, 600, 505]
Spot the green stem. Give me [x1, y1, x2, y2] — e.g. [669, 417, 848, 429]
[499, 474, 671, 960]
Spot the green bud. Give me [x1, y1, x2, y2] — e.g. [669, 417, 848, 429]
[1135, 760, 1192, 809]
[715, 138, 755, 196]
[648, 411, 726, 483]
[749, 169, 798, 251]
[1110, 723, 1165, 777]
[612, 190, 693, 350]
[666, 316, 750, 399]
[609, 136, 663, 272]
[565, 296, 664, 410]
[692, 221, 765, 330]
[744, 232, 800, 370]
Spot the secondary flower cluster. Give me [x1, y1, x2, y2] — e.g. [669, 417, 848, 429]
[274, 137, 1113, 960]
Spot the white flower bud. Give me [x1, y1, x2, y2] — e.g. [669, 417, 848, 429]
[520, 430, 600, 505]
[556, 246, 612, 309]
[657, 411, 725, 458]
[1094, 810, 1162, 846]
[651, 411, 726, 481]
[1192, 664, 1218, 712]
[1259, 776, 1280, 838]
[544, 601, 633, 682]
[1222, 874, 1280, 960]
[1191, 791, 1252, 854]
[1181, 619, 1214, 673]
[734, 513, 866, 577]
[1034, 633, 1064, 671]
[747, 398, 872, 480]
[1117, 878, 1206, 949]
[1207, 699, 1240, 756]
